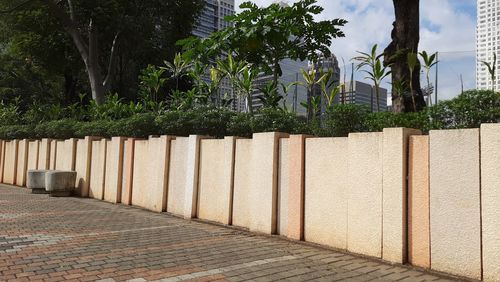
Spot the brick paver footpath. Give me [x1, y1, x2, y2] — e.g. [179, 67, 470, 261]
[0, 185, 462, 282]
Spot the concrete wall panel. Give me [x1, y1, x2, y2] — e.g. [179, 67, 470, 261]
[232, 139, 253, 229]
[429, 129, 481, 279]
[347, 132, 383, 258]
[304, 137, 348, 249]
[286, 135, 309, 241]
[2, 140, 19, 185]
[74, 137, 93, 197]
[15, 140, 29, 186]
[27, 140, 40, 172]
[277, 138, 289, 236]
[166, 137, 189, 216]
[131, 136, 171, 212]
[408, 135, 430, 269]
[121, 139, 135, 205]
[49, 140, 57, 170]
[382, 128, 421, 263]
[54, 139, 77, 171]
[481, 124, 500, 282]
[37, 139, 52, 170]
[103, 137, 125, 204]
[89, 139, 107, 200]
[197, 137, 236, 225]
[0, 140, 4, 183]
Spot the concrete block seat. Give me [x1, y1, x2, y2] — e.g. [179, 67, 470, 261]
[27, 170, 49, 194]
[45, 171, 77, 197]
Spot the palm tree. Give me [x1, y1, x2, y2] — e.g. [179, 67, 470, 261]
[353, 45, 391, 112]
[419, 51, 438, 106]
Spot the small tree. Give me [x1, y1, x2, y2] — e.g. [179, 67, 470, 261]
[353, 45, 391, 112]
[419, 51, 438, 106]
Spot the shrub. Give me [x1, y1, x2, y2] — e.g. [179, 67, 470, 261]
[320, 104, 369, 137]
[252, 108, 310, 135]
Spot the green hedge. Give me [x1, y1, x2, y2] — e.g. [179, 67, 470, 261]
[0, 90, 499, 140]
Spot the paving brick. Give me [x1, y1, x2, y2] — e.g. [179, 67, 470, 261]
[0, 185, 456, 282]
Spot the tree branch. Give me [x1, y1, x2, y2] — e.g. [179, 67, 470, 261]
[42, 0, 89, 63]
[0, 0, 36, 14]
[103, 31, 121, 91]
[66, 0, 75, 21]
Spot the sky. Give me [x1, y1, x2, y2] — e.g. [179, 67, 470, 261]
[234, 0, 477, 101]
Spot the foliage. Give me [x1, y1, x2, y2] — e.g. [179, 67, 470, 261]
[419, 51, 438, 106]
[480, 52, 497, 92]
[320, 104, 369, 137]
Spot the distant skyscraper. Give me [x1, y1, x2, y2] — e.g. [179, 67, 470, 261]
[477, 0, 499, 90]
[344, 81, 388, 112]
[192, 0, 236, 109]
[309, 55, 341, 115]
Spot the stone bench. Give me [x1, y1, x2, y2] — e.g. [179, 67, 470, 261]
[45, 171, 77, 197]
[27, 170, 49, 194]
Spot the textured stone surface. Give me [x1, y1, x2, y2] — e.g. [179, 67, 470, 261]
[0, 140, 4, 183]
[89, 139, 107, 200]
[131, 136, 171, 212]
[277, 138, 289, 236]
[2, 140, 19, 185]
[26, 140, 39, 172]
[382, 128, 421, 263]
[408, 135, 430, 268]
[0, 185, 452, 282]
[37, 139, 52, 170]
[166, 137, 189, 216]
[45, 171, 77, 192]
[481, 124, 500, 282]
[198, 137, 236, 225]
[49, 140, 57, 170]
[15, 139, 29, 187]
[232, 139, 252, 229]
[304, 137, 348, 250]
[347, 132, 383, 258]
[286, 135, 309, 241]
[26, 170, 47, 189]
[429, 129, 481, 280]
[103, 137, 125, 204]
[249, 132, 289, 234]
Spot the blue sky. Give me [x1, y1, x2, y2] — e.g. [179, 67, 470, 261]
[235, 0, 478, 102]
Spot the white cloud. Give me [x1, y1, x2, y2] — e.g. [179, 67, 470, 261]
[234, 0, 476, 101]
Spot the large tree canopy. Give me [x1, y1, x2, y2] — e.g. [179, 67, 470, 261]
[0, 0, 204, 106]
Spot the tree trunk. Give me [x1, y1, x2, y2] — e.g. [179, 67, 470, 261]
[384, 0, 426, 112]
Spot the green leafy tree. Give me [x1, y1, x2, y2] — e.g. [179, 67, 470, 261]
[180, 0, 346, 87]
[419, 51, 438, 106]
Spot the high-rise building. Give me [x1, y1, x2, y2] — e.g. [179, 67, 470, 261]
[192, 0, 236, 108]
[309, 55, 341, 115]
[477, 0, 499, 90]
[344, 81, 388, 112]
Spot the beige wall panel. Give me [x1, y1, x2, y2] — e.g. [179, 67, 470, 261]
[54, 139, 77, 171]
[15, 140, 29, 186]
[197, 137, 236, 225]
[304, 137, 348, 249]
[481, 124, 500, 282]
[382, 128, 421, 263]
[74, 137, 93, 197]
[347, 132, 383, 258]
[408, 135, 430, 269]
[277, 138, 289, 236]
[121, 139, 135, 205]
[49, 140, 57, 170]
[2, 140, 19, 185]
[37, 139, 52, 170]
[89, 139, 107, 200]
[232, 139, 253, 229]
[286, 135, 309, 241]
[0, 140, 4, 183]
[131, 136, 171, 212]
[103, 137, 125, 204]
[27, 140, 40, 172]
[166, 137, 189, 216]
[248, 133, 288, 234]
[429, 129, 481, 280]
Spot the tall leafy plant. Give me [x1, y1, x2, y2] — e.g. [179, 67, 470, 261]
[353, 45, 391, 112]
[407, 52, 419, 112]
[419, 51, 438, 106]
[481, 52, 497, 92]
